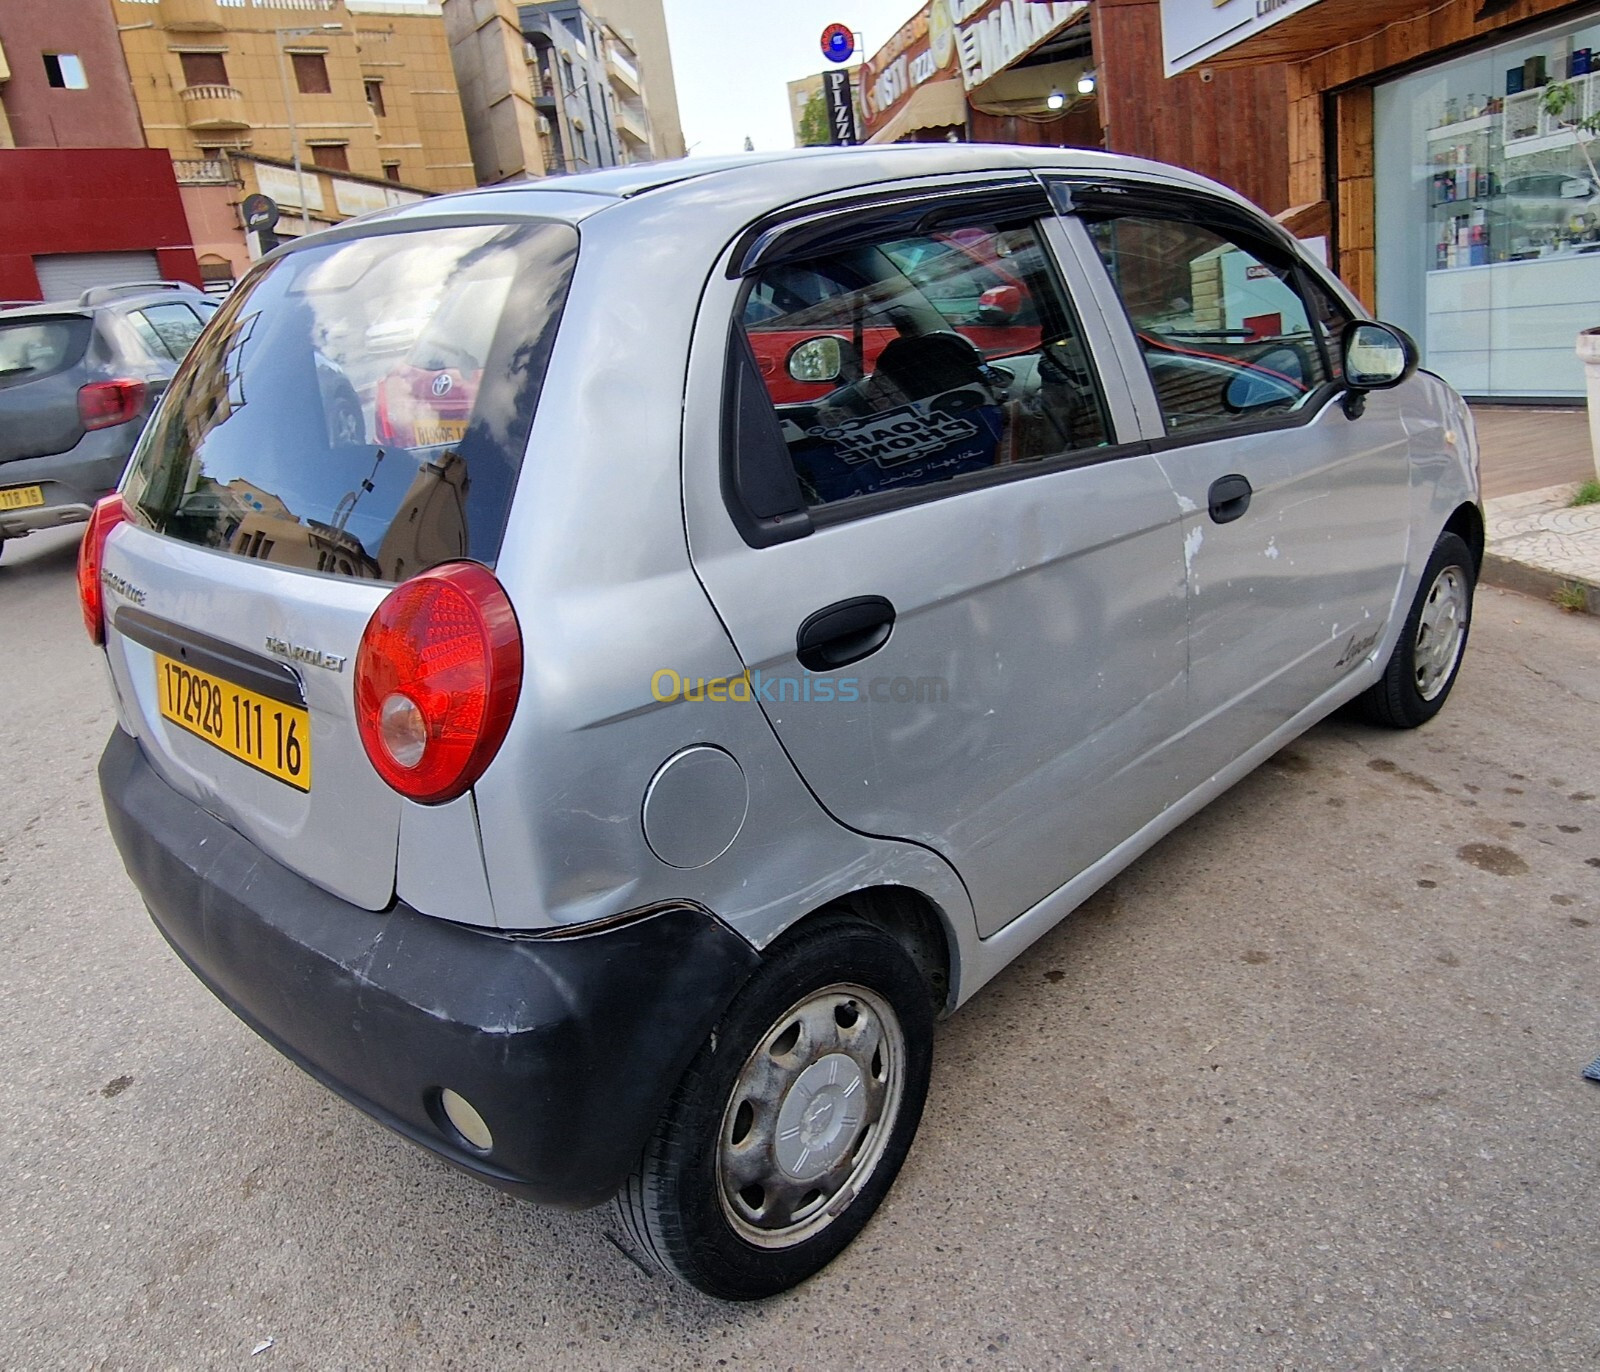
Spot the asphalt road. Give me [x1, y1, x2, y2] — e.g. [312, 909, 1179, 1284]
[2, 524, 1598, 1370]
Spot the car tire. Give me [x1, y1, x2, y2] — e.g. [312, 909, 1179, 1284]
[1356, 531, 1475, 729]
[614, 912, 934, 1300]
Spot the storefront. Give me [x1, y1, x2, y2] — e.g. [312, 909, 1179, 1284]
[1374, 11, 1600, 398]
[1160, 0, 1600, 402]
[861, 0, 1100, 148]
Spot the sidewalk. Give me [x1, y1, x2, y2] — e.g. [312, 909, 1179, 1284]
[1471, 405, 1599, 615]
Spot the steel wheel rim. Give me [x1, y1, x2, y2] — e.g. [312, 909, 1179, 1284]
[716, 983, 906, 1249]
[1414, 564, 1468, 701]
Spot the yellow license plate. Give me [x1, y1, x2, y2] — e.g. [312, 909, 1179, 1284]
[0, 485, 45, 511]
[156, 653, 311, 792]
[413, 420, 467, 447]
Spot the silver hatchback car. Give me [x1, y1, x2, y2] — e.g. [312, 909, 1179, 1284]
[90, 146, 1479, 1299]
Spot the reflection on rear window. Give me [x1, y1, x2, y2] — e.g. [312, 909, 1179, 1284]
[123, 221, 578, 581]
[0, 318, 89, 388]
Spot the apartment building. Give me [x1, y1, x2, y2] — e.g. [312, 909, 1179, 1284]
[0, 0, 203, 301]
[110, 0, 475, 279]
[443, 0, 681, 183]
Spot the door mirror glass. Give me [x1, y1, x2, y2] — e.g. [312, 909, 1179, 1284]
[1343, 322, 1415, 390]
[788, 336, 844, 384]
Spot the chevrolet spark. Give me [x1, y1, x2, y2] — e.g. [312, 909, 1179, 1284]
[89, 146, 1480, 1300]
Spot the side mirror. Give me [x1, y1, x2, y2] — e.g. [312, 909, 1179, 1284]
[1342, 321, 1418, 391]
[787, 336, 845, 384]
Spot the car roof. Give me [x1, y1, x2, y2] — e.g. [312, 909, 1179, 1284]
[361, 144, 1256, 232]
[0, 282, 209, 322]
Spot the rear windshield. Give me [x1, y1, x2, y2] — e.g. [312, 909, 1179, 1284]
[123, 221, 578, 581]
[0, 317, 90, 389]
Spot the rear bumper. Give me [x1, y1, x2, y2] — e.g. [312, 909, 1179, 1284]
[98, 727, 760, 1209]
[0, 423, 137, 537]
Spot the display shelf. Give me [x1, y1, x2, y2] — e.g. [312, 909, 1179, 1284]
[1426, 113, 1498, 142]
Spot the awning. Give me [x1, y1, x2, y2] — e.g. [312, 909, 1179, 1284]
[867, 79, 968, 145]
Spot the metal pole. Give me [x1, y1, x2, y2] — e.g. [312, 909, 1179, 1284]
[273, 30, 308, 234]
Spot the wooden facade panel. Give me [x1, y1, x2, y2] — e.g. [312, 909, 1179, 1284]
[1336, 86, 1374, 182]
[1093, 0, 1293, 213]
[1302, 0, 1580, 91]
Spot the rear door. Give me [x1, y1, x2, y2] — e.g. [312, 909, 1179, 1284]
[1064, 185, 1412, 781]
[686, 183, 1192, 937]
[102, 218, 578, 908]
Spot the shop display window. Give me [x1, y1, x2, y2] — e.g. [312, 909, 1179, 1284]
[1374, 12, 1600, 398]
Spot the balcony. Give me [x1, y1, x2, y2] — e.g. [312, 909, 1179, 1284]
[606, 44, 641, 95]
[171, 157, 242, 187]
[159, 0, 226, 33]
[616, 101, 649, 146]
[180, 84, 249, 131]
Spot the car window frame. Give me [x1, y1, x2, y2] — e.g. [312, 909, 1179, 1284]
[1046, 177, 1359, 453]
[720, 180, 1143, 545]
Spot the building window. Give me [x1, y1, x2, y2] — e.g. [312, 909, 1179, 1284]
[382, 162, 401, 182]
[310, 143, 349, 171]
[43, 54, 88, 90]
[291, 52, 331, 95]
[179, 52, 228, 88]
[364, 79, 386, 116]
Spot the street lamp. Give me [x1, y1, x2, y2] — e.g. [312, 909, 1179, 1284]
[273, 22, 343, 236]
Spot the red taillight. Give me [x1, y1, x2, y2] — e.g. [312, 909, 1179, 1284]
[354, 562, 523, 805]
[78, 378, 147, 431]
[78, 494, 129, 645]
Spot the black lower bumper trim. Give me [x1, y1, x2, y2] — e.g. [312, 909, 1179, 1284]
[99, 728, 760, 1209]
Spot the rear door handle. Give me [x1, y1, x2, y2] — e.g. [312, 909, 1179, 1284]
[796, 596, 896, 673]
[1208, 473, 1253, 524]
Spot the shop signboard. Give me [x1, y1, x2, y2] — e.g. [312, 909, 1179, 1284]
[861, 0, 1087, 137]
[255, 163, 324, 213]
[953, 0, 1087, 91]
[860, 1, 956, 138]
[824, 68, 861, 144]
[1159, 0, 1324, 77]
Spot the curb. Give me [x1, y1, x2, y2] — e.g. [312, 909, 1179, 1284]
[1480, 550, 1600, 616]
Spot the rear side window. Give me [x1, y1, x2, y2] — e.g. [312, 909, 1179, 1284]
[131, 303, 206, 360]
[1087, 216, 1332, 436]
[124, 221, 577, 581]
[0, 317, 90, 389]
[737, 218, 1111, 509]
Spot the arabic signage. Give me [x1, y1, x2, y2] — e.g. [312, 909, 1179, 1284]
[1159, 0, 1324, 77]
[861, 0, 1088, 138]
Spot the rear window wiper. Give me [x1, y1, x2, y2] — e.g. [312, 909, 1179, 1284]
[0, 365, 36, 377]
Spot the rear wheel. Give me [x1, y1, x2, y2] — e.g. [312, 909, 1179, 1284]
[615, 913, 934, 1300]
[1356, 531, 1474, 728]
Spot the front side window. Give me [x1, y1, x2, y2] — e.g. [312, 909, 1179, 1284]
[737, 217, 1111, 509]
[123, 221, 578, 581]
[1088, 215, 1333, 436]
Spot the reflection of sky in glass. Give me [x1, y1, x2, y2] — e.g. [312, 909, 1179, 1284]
[129, 221, 577, 572]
